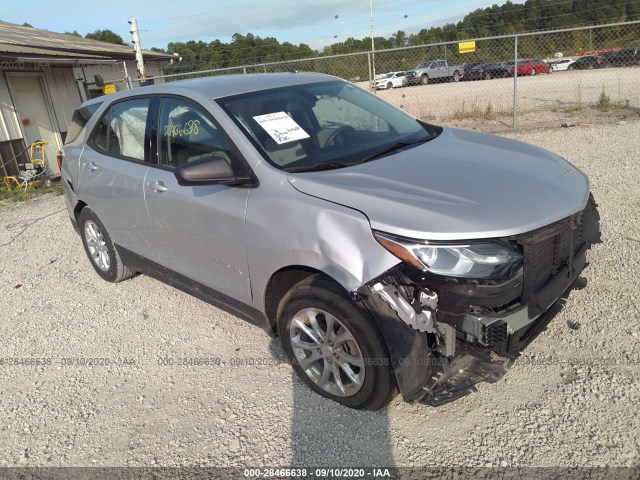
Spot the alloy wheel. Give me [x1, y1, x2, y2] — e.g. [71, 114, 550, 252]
[289, 308, 365, 397]
[84, 220, 110, 272]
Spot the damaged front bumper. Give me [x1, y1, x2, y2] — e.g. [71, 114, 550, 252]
[360, 196, 601, 406]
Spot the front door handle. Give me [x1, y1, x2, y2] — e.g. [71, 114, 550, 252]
[147, 181, 168, 193]
[87, 162, 99, 171]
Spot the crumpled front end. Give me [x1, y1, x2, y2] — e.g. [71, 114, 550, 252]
[360, 195, 601, 405]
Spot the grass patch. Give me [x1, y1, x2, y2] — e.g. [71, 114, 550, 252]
[0, 182, 63, 202]
[597, 87, 612, 112]
[451, 100, 507, 121]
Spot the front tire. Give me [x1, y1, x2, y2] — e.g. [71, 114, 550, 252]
[420, 75, 429, 85]
[78, 207, 135, 283]
[452, 71, 460, 82]
[277, 275, 397, 410]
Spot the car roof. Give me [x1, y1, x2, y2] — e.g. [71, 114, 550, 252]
[82, 72, 338, 107]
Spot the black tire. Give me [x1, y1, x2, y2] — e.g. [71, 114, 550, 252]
[387, 82, 393, 89]
[452, 71, 460, 82]
[420, 75, 429, 85]
[78, 207, 135, 283]
[569, 65, 575, 71]
[277, 275, 397, 410]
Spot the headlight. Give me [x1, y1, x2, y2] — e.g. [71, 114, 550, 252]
[374, 231, 522, 279]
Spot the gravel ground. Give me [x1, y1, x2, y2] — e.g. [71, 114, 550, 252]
[0, 120, 639, 470]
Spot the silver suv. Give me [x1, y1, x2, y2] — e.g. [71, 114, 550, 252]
[62, 73, 600, 410]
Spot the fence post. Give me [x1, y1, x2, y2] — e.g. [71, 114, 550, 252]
[512, 35, 518, 129]
[367, 52, 374, 93]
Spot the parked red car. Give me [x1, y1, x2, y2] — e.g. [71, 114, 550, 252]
[510, 58, 549, 76]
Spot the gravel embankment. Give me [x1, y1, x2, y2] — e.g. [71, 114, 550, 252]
[0, 121, 639, 470]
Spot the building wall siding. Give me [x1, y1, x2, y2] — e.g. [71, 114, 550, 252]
[0, 73, 23, 143]
[43, 67, 82, 138]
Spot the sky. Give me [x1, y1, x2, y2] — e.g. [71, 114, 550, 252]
[1, 0, 520, 51]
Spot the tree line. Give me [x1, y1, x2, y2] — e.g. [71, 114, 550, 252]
[15, 0, 639, 74]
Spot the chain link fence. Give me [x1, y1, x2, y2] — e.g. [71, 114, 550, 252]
[128, 21, 640, 131]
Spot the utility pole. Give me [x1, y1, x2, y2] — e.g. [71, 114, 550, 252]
[128, 17, 146, 79]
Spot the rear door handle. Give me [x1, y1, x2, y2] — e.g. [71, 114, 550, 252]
[87, 162, 99, 171]
[147, 181, 168, 193]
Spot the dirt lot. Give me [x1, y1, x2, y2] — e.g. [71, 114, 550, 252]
[0, 121, 639, 471]
[361, 67, 640, 126]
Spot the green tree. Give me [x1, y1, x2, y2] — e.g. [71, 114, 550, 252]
[85, 29, 126, 46]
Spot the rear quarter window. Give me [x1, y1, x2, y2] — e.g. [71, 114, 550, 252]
[65, 103, 102, 145]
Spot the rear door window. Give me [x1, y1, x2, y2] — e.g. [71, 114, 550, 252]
[90, 97, 151, 162]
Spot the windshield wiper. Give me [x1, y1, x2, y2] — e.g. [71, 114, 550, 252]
[359, 137, 430, 164]
[287, 162, 354, 173]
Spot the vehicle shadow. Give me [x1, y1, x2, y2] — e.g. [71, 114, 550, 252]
[268, 339, 396, 469]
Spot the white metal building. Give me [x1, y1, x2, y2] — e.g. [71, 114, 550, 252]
[0, 21, 172, 177]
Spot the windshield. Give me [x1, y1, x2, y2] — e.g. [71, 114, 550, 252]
[217, 80, 438, 172]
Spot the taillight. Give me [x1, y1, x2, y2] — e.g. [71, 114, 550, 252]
[57, 150, 63, 170]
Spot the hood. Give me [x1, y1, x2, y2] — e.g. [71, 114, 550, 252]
[287, 127, 589, 241]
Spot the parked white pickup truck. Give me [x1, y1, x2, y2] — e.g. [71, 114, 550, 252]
[405, 59, 463, 85]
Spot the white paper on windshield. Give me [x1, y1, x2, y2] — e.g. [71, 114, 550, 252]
[253, 112, 310, 144]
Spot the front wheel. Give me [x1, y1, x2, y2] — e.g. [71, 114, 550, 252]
[452, 71, 460, 82]
[277, 275, 397, 410]
[78, 207, 135, 283]
[387, 82, 393, 89]
[530, 68, 536, 76]
[420, 75, 429, 85]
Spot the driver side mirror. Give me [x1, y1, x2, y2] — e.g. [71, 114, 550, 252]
[174, 156, 252, 187]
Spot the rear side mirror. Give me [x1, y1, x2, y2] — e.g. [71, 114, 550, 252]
[174, 156, 251, 187]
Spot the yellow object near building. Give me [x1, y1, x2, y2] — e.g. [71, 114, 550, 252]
[459, 41, 476, 54]
[102, 83, 116, 94]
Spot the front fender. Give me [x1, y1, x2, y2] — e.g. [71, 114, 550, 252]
[245, 182, 400, 313]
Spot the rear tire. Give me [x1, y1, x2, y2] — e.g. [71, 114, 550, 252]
[277, 275, 397, 410]
[78, 207, 135, 283]
[531, 68, 536, 76]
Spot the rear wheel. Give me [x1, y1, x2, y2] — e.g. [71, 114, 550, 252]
[530, 68, 536, 76]
[277, 275, 397, 410]
[78, 207, 135, 283]
[569, 65, 575, 71]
